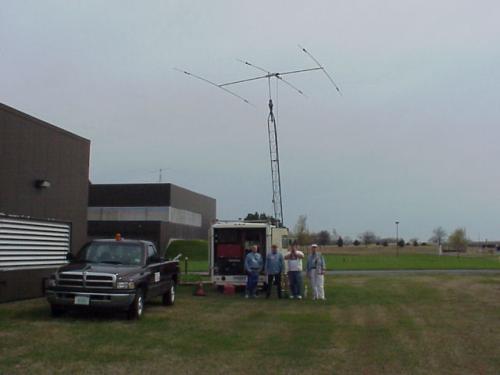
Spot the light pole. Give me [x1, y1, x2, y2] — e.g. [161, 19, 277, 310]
[395, 221, 400, 256]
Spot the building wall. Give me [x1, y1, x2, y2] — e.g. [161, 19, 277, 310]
[0, 103, 90, 302]
[169, 184, 216, 237]
[88, 183, 216, 252]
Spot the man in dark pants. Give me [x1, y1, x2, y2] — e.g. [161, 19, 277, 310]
[285, 242, 305, 299]
[265, 244, 285, 298]
[244, 245, 263, 298]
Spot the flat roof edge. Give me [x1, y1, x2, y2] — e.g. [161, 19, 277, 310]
[0, 102, 90, 144]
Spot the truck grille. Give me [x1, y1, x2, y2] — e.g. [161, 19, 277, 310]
[58, 272, 116, 289]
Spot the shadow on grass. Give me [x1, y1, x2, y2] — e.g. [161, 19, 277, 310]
[0, 297, 172, 324]
[327, 277, 441, 308]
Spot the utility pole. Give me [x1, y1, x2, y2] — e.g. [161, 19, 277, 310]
[395, 221, 400, 256]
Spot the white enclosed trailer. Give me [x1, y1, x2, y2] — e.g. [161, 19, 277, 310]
[209, 221, 289, 287]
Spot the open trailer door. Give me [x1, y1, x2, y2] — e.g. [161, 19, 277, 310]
[211, 222, 268, 287]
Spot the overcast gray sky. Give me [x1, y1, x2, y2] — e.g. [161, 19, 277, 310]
[1, 1, 499, 241]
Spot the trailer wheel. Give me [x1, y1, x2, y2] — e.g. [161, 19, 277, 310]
[128, 289, 145, 320]
[162, 284, 175, 306]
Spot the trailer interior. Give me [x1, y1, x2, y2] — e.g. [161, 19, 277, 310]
[213, 227, 266, 276]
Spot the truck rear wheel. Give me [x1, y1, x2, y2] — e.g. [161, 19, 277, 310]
[128, 289, 144, 320]
[162, 284, 175, 306]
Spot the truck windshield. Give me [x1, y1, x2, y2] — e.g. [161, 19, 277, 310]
[77, 243, 144, 266]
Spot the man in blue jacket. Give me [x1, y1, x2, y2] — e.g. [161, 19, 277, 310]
[244, 245, 263, 298]
[265, 244, 285, 299]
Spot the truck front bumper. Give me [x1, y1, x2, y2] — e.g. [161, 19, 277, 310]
[46, 289, 136, 309]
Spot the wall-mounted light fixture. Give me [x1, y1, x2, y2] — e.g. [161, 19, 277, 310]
[34, 180, 51, 189]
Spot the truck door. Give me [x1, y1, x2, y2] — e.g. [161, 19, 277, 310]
[146, 244, 164, 297]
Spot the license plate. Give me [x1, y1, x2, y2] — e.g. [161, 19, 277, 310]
[74, 296, 90, 305]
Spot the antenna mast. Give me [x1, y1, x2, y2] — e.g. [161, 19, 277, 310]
[267, 91, 284, 226]
[175, 46, 341, 227]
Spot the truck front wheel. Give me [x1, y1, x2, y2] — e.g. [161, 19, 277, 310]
[162, 284, 175, 306]
[128, 289, 145, 320]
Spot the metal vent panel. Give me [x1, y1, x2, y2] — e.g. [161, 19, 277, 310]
[0, 216, 71, 269]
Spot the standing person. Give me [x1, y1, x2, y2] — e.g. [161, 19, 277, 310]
[265, 244, 285, 299]
[244, 245, 263, 298]
[285, 242, 305, 299]
[307, 244, 326, 300]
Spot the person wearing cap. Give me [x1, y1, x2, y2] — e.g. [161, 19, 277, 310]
[265, 244, 285, 298]
[284, 242, 305, 299]
[244, 245, 263, 298]
[306, 244, 326, 300]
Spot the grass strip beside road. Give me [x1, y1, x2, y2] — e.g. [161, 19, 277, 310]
[324, 253, 500, 270]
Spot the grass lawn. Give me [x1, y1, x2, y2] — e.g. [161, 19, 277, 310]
[165, 241, 500, 273]
[1, 275, 499, 374]
[167, 240, 209, 273]
[325, 253, 500, 270]
[180, 254, 500, 274]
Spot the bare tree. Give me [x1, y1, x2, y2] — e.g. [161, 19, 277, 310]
[336, 236, 344, 247]
[448, 228, 468, 252]
[317, 230, 331, 245]
[359, 231, 377, 245]
[409, 238, 419, 246]
[331, 228, 339, 241]
[293, 215, 311, 245]
[430, 227, 447, 245]
[343, 236, 352, 245]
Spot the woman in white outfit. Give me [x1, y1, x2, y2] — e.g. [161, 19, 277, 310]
[306, 244, 326, 300]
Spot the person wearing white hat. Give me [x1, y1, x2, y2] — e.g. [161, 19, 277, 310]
[306, 244, 326, 300]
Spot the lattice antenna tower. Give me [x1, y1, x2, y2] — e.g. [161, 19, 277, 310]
[175, 45, 341, 227]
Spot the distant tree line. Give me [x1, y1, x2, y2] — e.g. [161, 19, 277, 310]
[243, 212, 278, 226]
[249, 213, 471, 252]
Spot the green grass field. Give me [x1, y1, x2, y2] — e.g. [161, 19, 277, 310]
[166, 240, 209, 273]
[325, 253, 500, 270]
[166, 240, 208, 261]
[1, 275, 499, 374]
[168, 240, 500, 273]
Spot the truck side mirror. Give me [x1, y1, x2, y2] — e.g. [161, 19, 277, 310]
[66, 252, 74, 261]
[148, 255, 161, 264]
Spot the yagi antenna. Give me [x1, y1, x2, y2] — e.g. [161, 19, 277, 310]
[175, 46, 341, 226]
[173, 68, 254, 106]
[298, 44, 342, 95]
[236, 59, 307, 97]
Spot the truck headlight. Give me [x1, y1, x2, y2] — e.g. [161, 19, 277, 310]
[117, 281, 135, 289]
[48, 277, 57, 287]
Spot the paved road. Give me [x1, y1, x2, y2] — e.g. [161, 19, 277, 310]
[325, 269, 500, 276]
